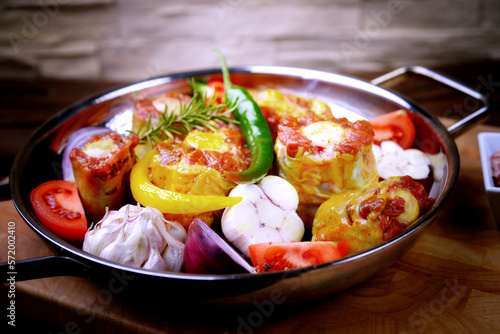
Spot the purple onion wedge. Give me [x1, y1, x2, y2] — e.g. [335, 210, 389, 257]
[184, 219, 256, 274]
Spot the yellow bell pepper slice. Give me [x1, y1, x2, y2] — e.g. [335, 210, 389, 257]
[130, 148, 242, 214]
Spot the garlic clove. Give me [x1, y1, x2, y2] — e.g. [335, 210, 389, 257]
[259, 175, 299, 211]
[280, 213, 305, 241]
[256, 198, 286, 228]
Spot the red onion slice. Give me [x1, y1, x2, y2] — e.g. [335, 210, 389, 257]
[184, 219, 256, 274]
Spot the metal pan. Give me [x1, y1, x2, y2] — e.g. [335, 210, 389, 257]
[0, 66, 489, 304]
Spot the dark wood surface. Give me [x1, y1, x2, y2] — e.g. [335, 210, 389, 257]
[1, 60, 500, 333]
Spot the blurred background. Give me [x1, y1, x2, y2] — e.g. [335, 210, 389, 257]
[0, 0, 499, 177]
[1, 0, 499, 80]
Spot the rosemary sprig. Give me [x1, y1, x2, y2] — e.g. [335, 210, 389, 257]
[133, 79, 239, 146]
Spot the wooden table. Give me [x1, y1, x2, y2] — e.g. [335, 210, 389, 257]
[2, 61, 500, 333]
[1, 123, 500, 333]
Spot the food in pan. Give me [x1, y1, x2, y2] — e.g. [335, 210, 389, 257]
[251, 88, 332, 139]
[275, 114, 378, 200]
[368, 110, 446, 182]
[372, 138, 446, 182]
[221, 175, 305, 257]
[126, 51, 275, 229]
[69, 131, 139, 223]
[30, 180, 88, 244]
[248, 241, 349, 273]
[61, 126, 111, 182]
[31, 51, 439, 274]
[184, 219, 256, 274]
[83, 204, 186, 272]
[150, 124, 250, 228]
[373, 141, 431, 181]
[263, 92, 378, 224]
[215, 48, 275, 184]
[132, 92, 192, 136]
[312, 175, 435, 255]
[129, 148, 242, 217]
[369, 109, 416, 149]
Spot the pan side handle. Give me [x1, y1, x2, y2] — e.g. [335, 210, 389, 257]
[2, 256, 91, 282]
[371, 66, 490, 138]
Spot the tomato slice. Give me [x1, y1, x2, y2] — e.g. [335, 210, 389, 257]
[248, 241, 348, 273]
[369, 109, 416, 149]
[30, 180, 88, 244]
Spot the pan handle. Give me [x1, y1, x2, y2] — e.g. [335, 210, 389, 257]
[371, 66, 490, 138]
[2, 256, 91, 282]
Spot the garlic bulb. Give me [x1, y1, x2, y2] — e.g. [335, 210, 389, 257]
[221, 175, 305, 258]
[373, 141, 428, 180]
[373, 141, 446, 182]
[83, 204, 186, 272]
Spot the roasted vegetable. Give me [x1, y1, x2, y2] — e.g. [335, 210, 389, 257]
[272, 107, 378, 226]
[312, 175, 435, 255]
[130, 148, 243, 221]
[69, 132, 139, 223]
[251, 89, 332, 138]
[61, 126, 111, 182]
[143, 123, 249, 228]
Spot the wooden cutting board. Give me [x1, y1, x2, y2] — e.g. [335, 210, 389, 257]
[1, 123, 500, 334]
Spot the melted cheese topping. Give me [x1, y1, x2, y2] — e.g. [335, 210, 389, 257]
[183, 131, 230, 152]
[82, 139, 118, 158]
[301, 121, 345, 148]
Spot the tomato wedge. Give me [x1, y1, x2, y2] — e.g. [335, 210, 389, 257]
[248, 241, 349, 273]
[30, 180, 88, 244]
[369, 109, 416, 149]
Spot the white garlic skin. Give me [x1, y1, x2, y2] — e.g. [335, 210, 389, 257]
[83, 204, 186, 272]
[221, 175, 305, 258]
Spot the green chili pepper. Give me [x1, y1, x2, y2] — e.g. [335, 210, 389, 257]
[215, 49, 275, 184]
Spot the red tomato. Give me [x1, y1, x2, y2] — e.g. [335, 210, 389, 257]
[248, 241, 349, 273]
[207, 78, 225, 104]
[30, 180, 88, 244]
[369, 109, 416, 149]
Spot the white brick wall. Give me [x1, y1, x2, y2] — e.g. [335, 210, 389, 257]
[1, 0, 499, 81]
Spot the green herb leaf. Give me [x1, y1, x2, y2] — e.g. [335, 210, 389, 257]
[132, 78, 239, 145]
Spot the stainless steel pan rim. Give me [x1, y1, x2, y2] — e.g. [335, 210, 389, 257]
[3, 65, 487, 303]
